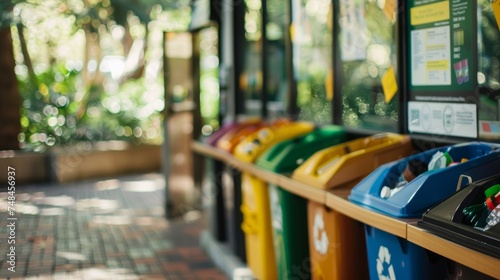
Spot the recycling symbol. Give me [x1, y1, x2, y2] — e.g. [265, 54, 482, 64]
[376, 245, 396, 280]
[312, 212, 328, 255]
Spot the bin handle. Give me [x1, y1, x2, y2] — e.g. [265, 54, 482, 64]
[241, 221, 258, 234]
[456, 174, 472, 191]
[240, 204, 258, 234]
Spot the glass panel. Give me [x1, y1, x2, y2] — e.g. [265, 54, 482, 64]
[241, 0, 263, 116]
[165, 32, 193, 104]
[478, 1, 500, 141]
[198, 26, 220, 135]
[338, 0, 399, 132]
[266, 0, 287, 118]
[292, 0, 333, 124]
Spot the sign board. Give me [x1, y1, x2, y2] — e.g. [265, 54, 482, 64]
[407, 0, 478, 138]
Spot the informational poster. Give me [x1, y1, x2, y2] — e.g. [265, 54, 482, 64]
[408, 0, 477, 138]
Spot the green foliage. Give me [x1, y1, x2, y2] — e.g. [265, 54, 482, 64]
[18, 64, 163, 151]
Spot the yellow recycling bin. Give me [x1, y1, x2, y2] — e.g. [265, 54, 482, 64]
[216, 120, 266, 153]
[293, 133, 413, 189]
[292, 133, 413, 280]
[233, 121, 315, 280]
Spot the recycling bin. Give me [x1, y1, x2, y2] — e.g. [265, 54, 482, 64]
[206, 121, 239, 146]
[233, 121, 316, 280]
[204, 119, 264, 242]
[214, 118, 266, 261]
[348, 142, 500, 280]
[364, 224, 447, 280]
[419, 172, 500, 260]
[205, 121, 239, 242]
[254, 125, 346, 279]
[292, 133, 414, 190]
[291, 133, 414, 280]
[216, 120, 267, 153]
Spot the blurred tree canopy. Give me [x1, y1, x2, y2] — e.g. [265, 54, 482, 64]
[0, 0, 192, 151]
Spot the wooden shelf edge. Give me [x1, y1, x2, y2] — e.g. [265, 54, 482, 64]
[192, 141, 326, 204]
[278, 176, 326, 204]
[407, 224, 500, 279]
[238, 160, 282, 186]
[326, 191, 409, 238]
[192, 141, 229, 162]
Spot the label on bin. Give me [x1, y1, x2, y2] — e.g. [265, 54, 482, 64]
[312, 212, 329, 255]
[377, 245, 396, 280]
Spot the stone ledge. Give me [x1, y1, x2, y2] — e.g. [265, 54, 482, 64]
[0, 142, 162, 184]
[0, 150, 48, 184]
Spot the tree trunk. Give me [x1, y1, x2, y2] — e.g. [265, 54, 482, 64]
[0, 27, 21, 150]
[17, 23, 37, 88]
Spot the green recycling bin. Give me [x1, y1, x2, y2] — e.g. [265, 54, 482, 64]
[255, 125, 346, 280]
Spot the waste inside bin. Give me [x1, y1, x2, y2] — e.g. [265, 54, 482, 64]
[419, 173, 500, 259]
[349, 142, 500, 280]
[254, 125, 346, 279]
[291, 132, 413, 280]
[233, 121, 316, 280]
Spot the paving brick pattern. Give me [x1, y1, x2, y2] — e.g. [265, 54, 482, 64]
[0, 173, 228, 280]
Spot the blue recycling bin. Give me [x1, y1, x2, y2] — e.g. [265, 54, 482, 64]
[364, 225, 447, 280]
[350, 142, 500, 218]
[349, 142, 500, 280]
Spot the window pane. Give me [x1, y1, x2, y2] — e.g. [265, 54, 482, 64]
[337, 0, 399, 132]
[292, 0, 333, 124]
[478, 1, 500, 141]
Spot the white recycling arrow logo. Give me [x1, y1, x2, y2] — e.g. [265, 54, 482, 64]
[376, 245, 396, 280]
[312, 211, 328, 255]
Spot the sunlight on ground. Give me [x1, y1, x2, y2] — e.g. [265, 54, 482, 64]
[94, 179, 121, 191]
[95, 174, 165, 192]
[25, 268, 141, 280]
[56, 251, 87, 261]
[121, 180, 164, 192]
[32, 195, 75, 207]
[76, 198, 120, 213]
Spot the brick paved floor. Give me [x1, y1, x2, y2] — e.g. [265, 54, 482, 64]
[0, 173, 228, 280]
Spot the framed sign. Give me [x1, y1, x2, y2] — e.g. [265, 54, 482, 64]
[407, 0, 477, 138]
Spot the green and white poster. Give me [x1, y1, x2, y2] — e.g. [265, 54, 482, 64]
[407, 0, 477, 138]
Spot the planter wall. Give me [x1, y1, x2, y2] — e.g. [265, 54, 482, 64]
[0, 143, 162, 185]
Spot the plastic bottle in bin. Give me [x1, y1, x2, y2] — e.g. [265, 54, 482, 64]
[485, 203, 500, 230]
[380, 159, 428, 198]
[380, 151, 469, 199]
[462, 184, 500, 228]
